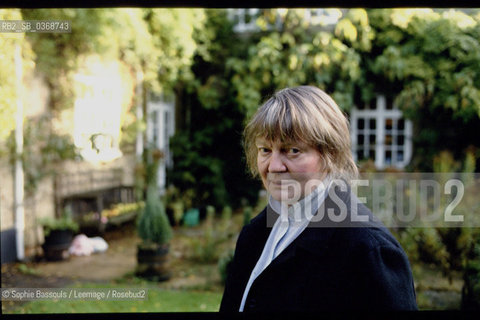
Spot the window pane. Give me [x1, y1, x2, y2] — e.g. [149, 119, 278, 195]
[386, 118, 393, 130]
[245, 10, 252, 23]
[369, 119, 376, 130]
[369, 134, 376, 144]
[232, 11, 240, 24]
[358, 119, 365, 130]
[398, 151, 404, 162]
[357, 150, 364, 160]
[398, 119, 405, 130]
[397, 135, 405, 146]
[385, 134, 392, 145]
[386, 150, 392, 165]
[358, 134, 365, 145]
[153, 110, 159, 144]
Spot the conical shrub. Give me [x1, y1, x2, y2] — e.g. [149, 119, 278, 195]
[137, 184, 173, 245]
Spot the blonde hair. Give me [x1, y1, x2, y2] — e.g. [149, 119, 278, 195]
[243, 86, 358, 180]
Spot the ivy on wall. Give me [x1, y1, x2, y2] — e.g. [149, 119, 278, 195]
[1, 8, 206, 196]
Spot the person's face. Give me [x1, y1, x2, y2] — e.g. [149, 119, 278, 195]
[256, 137, 325, 203]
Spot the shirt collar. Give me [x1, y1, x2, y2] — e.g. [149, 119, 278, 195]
[268, 176, 332, 223]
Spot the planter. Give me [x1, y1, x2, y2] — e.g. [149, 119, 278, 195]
[106, 210, 138, 228]
[42, 229, 74, 261]
[183, 208, 199, 227]
[135, 243, 171, 281]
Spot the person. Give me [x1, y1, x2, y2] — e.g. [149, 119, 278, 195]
[219, 86, 418, 311]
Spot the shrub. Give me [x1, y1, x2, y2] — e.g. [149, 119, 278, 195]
[38, 207, 79, 237]
[137, 185, 173, 245]
[461, 230, 480, 310]
[243, 206, 252, 226]
[188, 205, 236, 264]
[218, 249, 234, 285]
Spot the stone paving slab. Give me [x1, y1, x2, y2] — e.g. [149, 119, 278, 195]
[33, 231, 139, 282]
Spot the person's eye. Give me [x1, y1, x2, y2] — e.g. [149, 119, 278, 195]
[258, 147, 270, 154]
[289, 148, 300, 154]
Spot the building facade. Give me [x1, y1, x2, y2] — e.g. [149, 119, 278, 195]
[1, 54, 174, 263]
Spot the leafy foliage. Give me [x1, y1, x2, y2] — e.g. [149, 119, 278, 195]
[168, 9, 261, 209]
[462, 231, 480, 310]
[227, 9, 363, 117]
[358, 9, 480, 170]
[137, 149, 173, 245]
[218, 249, 235, 285]
[137, 184, 173, 245]
[368, 9, 480, 119]
[0, 9, 35, 151]
[7, 115, 78, 195]
[21, 9, 114, 111]
[392, 148, 479, 292]
[20, 9, 205, 111]
[188, 205, 234, 264]
[170, 9, 480, 210]
[38, 207, 79, 236]
[38, 217, 79, 236]
[1, 8, 206, 201]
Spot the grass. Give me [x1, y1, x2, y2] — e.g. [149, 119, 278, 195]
[8, 262, 463, 313]
[411, 262, 463, 310]
[6, 282, 222, 313]
[17, 263, 40, 276]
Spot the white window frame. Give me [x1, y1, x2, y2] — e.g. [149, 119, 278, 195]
[228, 8, 342, 33]
[144, 99, 175, 193]
[229, 8, 260, 33]
[350, 95, 413, 169]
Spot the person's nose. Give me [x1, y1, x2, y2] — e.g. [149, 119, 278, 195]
[268, 151, 287, 173]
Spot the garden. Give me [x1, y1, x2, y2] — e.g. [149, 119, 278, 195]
[1, 202, 254, 313]
[2, 189, 478, 313]
[0, 220, 469, 313]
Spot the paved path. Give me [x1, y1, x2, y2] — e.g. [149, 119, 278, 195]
[33, 226, 139, 282]
[33, 234, 139, 282]
[2, 223, 225, 294]
[1, 226, 140, 313]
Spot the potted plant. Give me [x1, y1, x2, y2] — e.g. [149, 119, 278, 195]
[135, 184, 173, 280]
[39, 207, 79, 261]
[135, 152, 173, 281]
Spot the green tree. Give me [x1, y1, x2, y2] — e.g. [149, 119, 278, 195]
[228, 9, 363, 117]
[169, 9, 262, 209]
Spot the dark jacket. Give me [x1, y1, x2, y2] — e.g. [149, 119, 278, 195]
[220, 184, 418, 312]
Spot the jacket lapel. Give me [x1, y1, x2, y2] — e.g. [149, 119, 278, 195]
[266, 224, 336, 270]
[240, 209, 275, 272]
[262, 185, 349, 270]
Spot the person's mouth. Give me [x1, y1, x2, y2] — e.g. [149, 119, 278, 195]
[268, 180, 296, 186]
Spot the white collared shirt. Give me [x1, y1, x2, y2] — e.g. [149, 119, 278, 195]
[239, 178, 331, 311]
